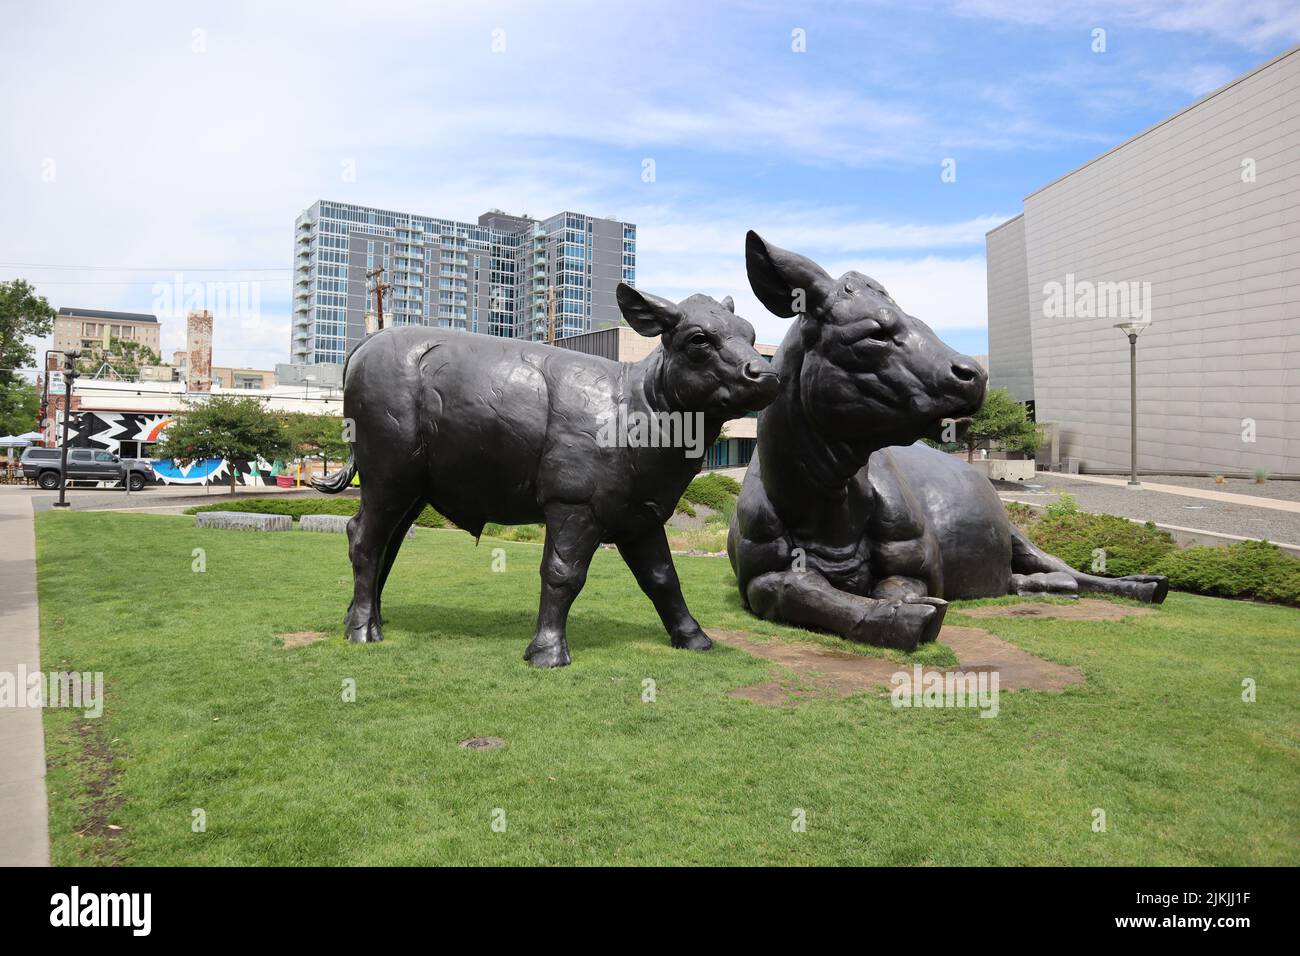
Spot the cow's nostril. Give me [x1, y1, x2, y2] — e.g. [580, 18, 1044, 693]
[951, 361, 979, 383]
[743, 360, 769, 381]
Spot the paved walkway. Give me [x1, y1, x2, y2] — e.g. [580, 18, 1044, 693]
[0, 489, 49, 865]
[1050, 472, 1300, 514]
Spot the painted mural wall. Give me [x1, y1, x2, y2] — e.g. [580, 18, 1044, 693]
[64, 410, 281, 486]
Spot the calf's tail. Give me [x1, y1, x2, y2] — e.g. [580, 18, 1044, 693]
[311, 456, 356, 494]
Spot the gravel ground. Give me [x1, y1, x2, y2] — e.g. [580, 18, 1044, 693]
[995, 474, 1300, 545]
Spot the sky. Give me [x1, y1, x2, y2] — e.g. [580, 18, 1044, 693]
[2, 0, 1297, 370]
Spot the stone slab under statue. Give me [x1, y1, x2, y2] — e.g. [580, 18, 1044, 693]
[727, 231, 1168, 651]
[314, 282, 779, 667]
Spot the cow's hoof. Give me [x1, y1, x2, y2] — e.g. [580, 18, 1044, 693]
[524, 635, 571, 668]
[850, 599, 945, 651]
[1119, 574, 1169, 604]
[671, 627, 713, 651]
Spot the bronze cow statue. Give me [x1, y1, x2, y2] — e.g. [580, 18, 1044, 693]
[314, 282, 779, 667]
[728, 232, 1168, 651]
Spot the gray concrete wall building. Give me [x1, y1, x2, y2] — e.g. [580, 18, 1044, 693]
[986, 45, 1300, 476]
[985, 214, 1034, 403]
[292, 201, 635, 365]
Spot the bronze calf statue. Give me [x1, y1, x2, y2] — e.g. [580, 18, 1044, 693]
[728, 232, 1168, 651]
[315, 283, 779, 667]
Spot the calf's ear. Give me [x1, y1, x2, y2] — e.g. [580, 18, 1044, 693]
[720, 295, 735, 312]
[746, 230, 832, 318]
[617, 282, 682, 337]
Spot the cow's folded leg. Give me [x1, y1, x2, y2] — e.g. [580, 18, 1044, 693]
[1010, 525, 1168, 603]
[526, 504, 603, 668]
[746, 568, 945, 651]
[617, 526, 711, 651]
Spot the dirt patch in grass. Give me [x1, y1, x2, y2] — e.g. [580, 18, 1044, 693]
[959, 598, 1153, 622]
[714, 623, 1084, 707]
[68, 718, 126, 864]
[278, 631, 329, 648]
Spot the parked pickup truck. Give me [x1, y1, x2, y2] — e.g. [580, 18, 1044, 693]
[21, 447, 154, 491]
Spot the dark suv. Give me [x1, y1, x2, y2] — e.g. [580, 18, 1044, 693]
[21, 447, 154, 491]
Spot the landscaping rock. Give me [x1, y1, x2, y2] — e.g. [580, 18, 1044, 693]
[300, 513, 414, 537]
[195, 511, 291, 532]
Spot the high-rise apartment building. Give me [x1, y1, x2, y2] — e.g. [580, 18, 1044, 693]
[291, 201, 636, 365]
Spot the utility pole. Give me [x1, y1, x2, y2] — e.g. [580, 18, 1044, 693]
[366, 268, 392, 332]
[39, 349, 63, 444]
[52, 349, 80, 509]
[546, 284, 556, 345]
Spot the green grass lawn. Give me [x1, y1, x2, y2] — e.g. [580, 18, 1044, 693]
[35, 511, 1300, 866]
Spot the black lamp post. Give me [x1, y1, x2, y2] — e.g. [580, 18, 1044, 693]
[51, 349, 80, 509]
[1113, 320, 1151, 487]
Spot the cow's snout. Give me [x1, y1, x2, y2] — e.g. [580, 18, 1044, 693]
[738, 358, 780, 409]
[743, 359, 774, 383]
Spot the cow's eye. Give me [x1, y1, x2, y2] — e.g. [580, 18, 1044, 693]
[689, 332, 711, 348]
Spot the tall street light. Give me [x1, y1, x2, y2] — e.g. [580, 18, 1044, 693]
[1113, 320, 1151, 487]
[52, 349, 81, 509]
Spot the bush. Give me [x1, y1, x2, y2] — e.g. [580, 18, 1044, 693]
[681, 472, 741, 512]
[1028, 511, 1176, 577]
[1153, 540, 1300, 606]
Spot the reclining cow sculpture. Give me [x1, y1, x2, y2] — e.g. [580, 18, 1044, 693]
[728, 232, 1168, 651]
[314, 282, 779, 667]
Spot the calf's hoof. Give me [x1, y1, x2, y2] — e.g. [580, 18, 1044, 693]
[524, 634, 572, 669]
[345, 619, 383, 644]
[670, 626, 713, 651]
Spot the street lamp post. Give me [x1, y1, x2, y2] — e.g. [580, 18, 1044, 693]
[1113, 320, 1151, 487]
[52, 349, 81, 509]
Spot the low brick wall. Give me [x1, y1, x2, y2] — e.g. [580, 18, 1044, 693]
[300, 513, 414, 538]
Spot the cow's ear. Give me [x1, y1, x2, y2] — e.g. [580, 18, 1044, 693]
[746, 230, 832, 319]
[720, 295, 735, 313]
[617, 283, 682, 337]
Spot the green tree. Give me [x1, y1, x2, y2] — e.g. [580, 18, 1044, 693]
[1, 278, 57, 375]
[157, 395, 290, 492]
[76, 336, 162, 380]
[283, 412, 349, 471]
[0, 378, 40, 436]
[962, 388, 1040, 463]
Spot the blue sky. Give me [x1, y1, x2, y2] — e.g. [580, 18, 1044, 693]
[2, 0, 1296, 368]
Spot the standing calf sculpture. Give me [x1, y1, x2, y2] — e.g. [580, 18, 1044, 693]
[314, 283, 779, 667]
[728, 232, 1168, 651]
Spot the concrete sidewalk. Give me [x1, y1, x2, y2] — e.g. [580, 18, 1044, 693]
[0, 490, 49, 866]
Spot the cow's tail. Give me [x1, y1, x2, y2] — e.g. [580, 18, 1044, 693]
[311, 456, 356, 494]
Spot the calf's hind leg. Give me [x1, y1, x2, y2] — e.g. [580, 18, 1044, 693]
[525, 503, 604, 668]
[344, 490, 423, 643]
[1010, 526, 1168, 603]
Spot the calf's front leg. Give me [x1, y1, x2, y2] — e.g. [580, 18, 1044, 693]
[525, 503, 604, 668]
[617, 526, 712, 651]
